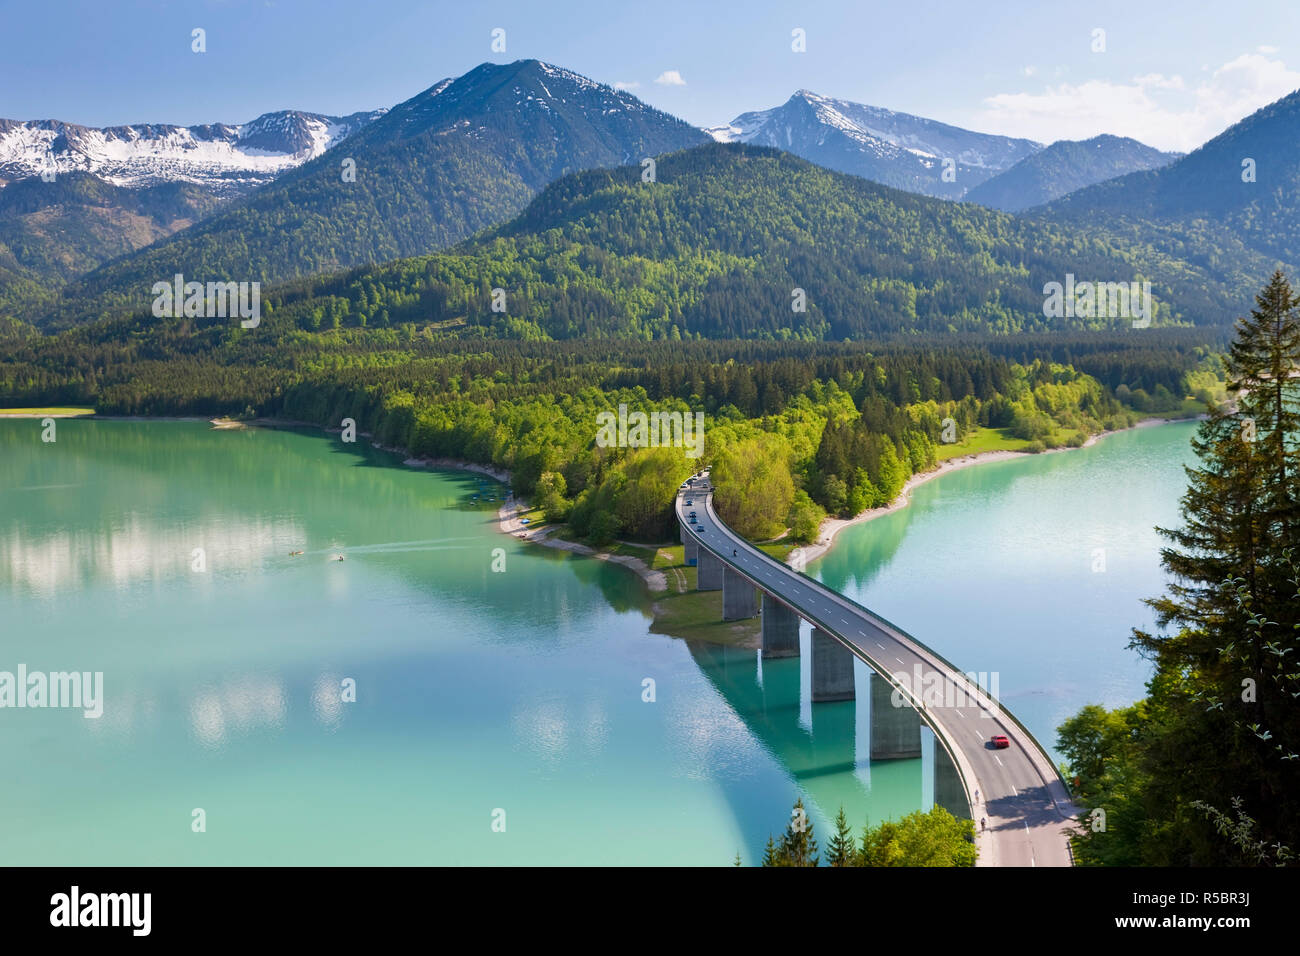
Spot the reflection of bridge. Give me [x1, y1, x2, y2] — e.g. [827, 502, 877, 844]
[677, 476, 1079, 866]
[685, 640, 939, 853]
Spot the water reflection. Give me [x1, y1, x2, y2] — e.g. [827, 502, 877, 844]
[189, 674, 287, 748]
[685, 639, 926, 844]
[813, 505, 911, 596]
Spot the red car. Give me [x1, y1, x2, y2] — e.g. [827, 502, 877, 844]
[991, 734, 1010, 749]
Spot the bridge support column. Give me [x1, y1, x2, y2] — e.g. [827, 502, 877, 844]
[933, 743, 971, 821]
[761, 593, 800, 659]
[696, 550, 723, 591]
[811, 628, 856, 702]
[678, 521, 699, 563]
[723, 567, 758, 620]
[870, 672, 921, 759]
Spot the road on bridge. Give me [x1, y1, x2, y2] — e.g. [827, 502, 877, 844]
[677, 475, 1080, 867]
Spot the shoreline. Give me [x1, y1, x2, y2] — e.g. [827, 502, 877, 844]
[253, 418, 666, 593]
[8, 409, 1196, 599]
[254, 416, 670, 593]
[795, 415, 1201, 565]
[496, 497, 670, 593]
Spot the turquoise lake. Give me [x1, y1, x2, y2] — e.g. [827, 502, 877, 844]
[0, 419, 1198, 864]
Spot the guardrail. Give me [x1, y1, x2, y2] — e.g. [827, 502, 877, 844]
[684, 496, 984, 831]
[686, 492, 1072, 799]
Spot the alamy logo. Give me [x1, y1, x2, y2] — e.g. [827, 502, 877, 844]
[1042, 274, 1152, 328]
[890, 664, 999, 714]
[50, 886, 150, 936]
[151, 274, 261, 328]
[595, 403, 705, 458]
[0, 664, 102, 718]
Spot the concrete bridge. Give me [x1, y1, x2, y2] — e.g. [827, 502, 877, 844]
[677, 473, 1080, 867]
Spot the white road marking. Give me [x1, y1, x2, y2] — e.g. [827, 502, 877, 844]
[994, 754, 1003, 767]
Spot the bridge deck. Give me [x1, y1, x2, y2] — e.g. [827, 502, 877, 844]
[677, 480, 1079, 867]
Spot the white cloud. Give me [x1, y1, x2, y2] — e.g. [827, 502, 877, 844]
[654, 70, 686, 86]
[1259, 45, 1279, 54]
[974, 52, 1300, 152]
[1022, 65, 1037, 77]
[613, 80, 640, 91]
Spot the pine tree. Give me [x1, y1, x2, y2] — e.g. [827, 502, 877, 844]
[760, 835, 781, 867]
[1227, 269, 1300, 541]
[825, 807, 857, 867]
[777, 797, 819, 867]
[1131, 271, 1300, 863]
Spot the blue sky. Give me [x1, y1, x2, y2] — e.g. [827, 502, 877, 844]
[3, 0, 1298, 151]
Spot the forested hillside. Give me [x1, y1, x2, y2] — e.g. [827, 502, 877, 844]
[0, 316, 1224, 544]
[1043, 88, 1300, 270]
[0, 172, 221, 319]
[168, 143, 1268, 342]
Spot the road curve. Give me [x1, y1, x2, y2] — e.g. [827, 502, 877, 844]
[677, 478, 1080, 867]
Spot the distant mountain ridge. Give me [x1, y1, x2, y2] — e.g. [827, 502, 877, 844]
[1041, 87, 1300, 268]
[0, 110, 385, 196]
[0, 108, 385, 320]
[706, 90, 1041, 198]
[965, 134, 1181, 212]
[39, 59, 708, 328]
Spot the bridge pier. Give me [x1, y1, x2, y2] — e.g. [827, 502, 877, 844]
[811, 628, 856, 702]
[870, 672, 921, 759]
[933, 742, 971, 821]
[696, 550, 723, 591]
[760, 593, 800, 659]
[678, 520, 699, 563]
[723, 567, 758, 620]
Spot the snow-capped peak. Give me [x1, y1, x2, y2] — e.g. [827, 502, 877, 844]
[703, 90, 1042, 198]
[0, 109, 385, 195]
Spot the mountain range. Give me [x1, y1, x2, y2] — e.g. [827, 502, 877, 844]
[36, 59, 708, 327]
[133, 142, 1253, 343]
[3, 59, 1296, 335]
[965, 135, 1180, 212]
[706, 90, 1041, 199]
[0, 110, 385, 195]
[0, 109, 383, 319]
[1043, 87, 1300, 267]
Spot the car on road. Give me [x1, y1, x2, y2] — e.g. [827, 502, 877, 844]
[685, 500, 693, 506]
[991, 734, 1009, 749]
